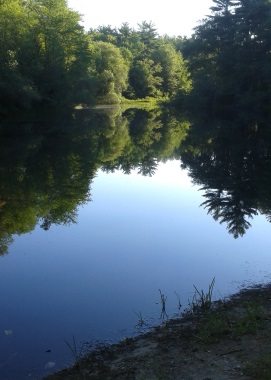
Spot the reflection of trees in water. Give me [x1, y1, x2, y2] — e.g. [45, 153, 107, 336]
[2, 106, 270, 250]
[0, 125, 96, 254]
[200, 188, 258, 239]
[138, 156, 158, 177]
[0, 108, 189, 254]
[101, 108, 189, 175]
[181, 113, 271, 238]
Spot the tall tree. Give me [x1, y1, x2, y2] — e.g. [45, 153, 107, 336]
[137, 21, 159, 51]
[0, 0, 95, 111]
[182, 0, 271, 113]
[22, 0, 89, 106]
[151, 44, 191, 97]
[91, 41, 129, 103]
[129, 58, 162, 98]
[0, 0, 40, 110]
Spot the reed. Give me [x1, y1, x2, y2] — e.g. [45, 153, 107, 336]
[191, 277, 215, 312]
[158, 289, 167, 313]
[175, 291, 182, 311]
[65, 336, 84, 370]
[135, 311, 146, 327]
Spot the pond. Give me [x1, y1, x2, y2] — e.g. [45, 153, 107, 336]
[0, 107, 271, 379]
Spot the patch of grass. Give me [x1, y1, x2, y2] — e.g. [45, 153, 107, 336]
[232, 302, 264, 336]
[197, 310, 231, 344]
[244, 353, 271, 380]
[120, 97, 161, 110]
[196, 301, 265, 344]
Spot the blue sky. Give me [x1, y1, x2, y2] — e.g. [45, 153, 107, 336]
[67, 0, 214, 37]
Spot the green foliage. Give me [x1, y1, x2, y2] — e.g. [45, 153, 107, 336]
[88, 22, 192, 102]
[91, 41, 129, 104]
[235, 302, 264, 335]
[151, 44, 192, 97]
[0, 0, 94, 111]
[196, 311, 230, 344]
[0, 0, 40, 110]
[129, 58, 162, 98]
[0, 4, 193, 112]
[137, 21, 159, 51]
[180, 0, 271, 113]
[197, 301, 265, 345]
[2, 0, 271, 111]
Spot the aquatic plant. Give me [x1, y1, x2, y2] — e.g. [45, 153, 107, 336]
[159, 289, 167, 313]
[135, 311, 146, 327]
[174, 291, 182, 311]
[191, 277, 215, 312]
[65, 336, 84, 369]
[158, 289, 169, 320]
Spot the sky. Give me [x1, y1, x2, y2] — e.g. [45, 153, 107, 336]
[67, 0, 214, 37]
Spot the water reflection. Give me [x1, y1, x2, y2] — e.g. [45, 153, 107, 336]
[1, 106, 271, 252]
[0, 121, 95, 254]
[0, 108, 189, 254]
[1, 107, 271, 378]
[180, 111, 271, 238]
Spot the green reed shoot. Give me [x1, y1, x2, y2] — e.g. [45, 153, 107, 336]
[175, 291, 182, 310]
[159, 289, 167, 313]
[192, 277, 215, 312]
[65, 335, 84, 369]
[135, 311, 146, 327]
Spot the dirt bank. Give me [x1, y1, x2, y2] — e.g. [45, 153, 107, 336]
[45, 284, 271, 380]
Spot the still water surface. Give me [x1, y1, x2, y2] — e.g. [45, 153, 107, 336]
[0, 108, 271, 379]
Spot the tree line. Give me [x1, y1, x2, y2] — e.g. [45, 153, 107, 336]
[0, 0, 191, 113]
[0, 0, 271, 114]
[178, 0, 271, 116]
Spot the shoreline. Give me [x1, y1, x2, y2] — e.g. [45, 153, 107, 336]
[44, 283, 271, 379]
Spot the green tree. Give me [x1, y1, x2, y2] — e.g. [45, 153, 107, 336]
[0, 0, 95, 111]
[181, 0, 271, 113]
[0, 0, 40, 111]
[22, 0, 90, 106]
[151, 44, 191, 97]
[90, 41, 129, 103]
[89, 25, 118, 44]
[129, 58, 162, 98]
[117, 22, 133, 45]
[137, 21, 159, 51]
